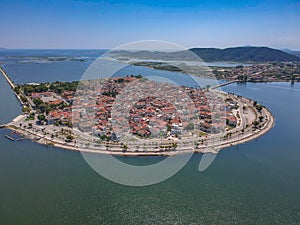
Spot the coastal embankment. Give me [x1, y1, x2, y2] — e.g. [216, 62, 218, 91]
[0, 65, 15, 89]
[4, 104, 274, 156]
[0, 65, 25, 106]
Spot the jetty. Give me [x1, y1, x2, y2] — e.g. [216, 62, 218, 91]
[0, 65, 15, 89]
[210, 80, 238, 89]
[0, 65, 27, 106]
[4, 131, 24, 142]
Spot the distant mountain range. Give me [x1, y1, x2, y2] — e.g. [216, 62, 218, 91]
[1, 46, 299, 62]
[109, 46, 300, 62]
[189, 47, 300, 62]
[281, 49, 300, 58]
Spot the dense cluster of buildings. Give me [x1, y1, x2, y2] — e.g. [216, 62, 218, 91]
[31, 91, 64, 106]
[27, 76, 239, 141]
[29, 90, 74, 126]
[214, 62, 300, 82]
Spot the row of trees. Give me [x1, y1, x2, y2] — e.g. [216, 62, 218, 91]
[21, 84, 48, 95]
[19, 81, 79, 96]
[49, 81, 79, 94]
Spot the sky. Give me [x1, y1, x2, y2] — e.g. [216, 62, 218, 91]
[0, 0, 299, 50]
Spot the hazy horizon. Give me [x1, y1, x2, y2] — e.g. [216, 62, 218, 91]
[1, 45, 300, 51]
[0, 0, 299, 50]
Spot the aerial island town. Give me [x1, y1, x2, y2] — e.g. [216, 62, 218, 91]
[1, 71, 274, 155]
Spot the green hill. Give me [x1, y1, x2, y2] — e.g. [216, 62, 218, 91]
[109, 46, 300, 62]
[190, 46, 300, 62]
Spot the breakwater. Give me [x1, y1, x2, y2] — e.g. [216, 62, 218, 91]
[0, 65, 25, 106]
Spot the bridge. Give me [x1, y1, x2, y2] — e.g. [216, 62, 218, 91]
[210, 80, 238, 89]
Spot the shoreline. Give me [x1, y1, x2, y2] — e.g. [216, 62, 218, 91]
[0, 65, 275, 156]
[3, 105, 274, 156]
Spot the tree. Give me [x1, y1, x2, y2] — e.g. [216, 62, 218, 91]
[252, 121, 259, 128]
[172, 143, 178, 150]
[65, 135, 74, 142]
[22, 107, 31, 113]
[14, 86, 20, 94]
[33, 98, 43, 105]
[135, 75, 143, 79]
[122, 144, 128, 152]
[20, 95, 28, 103]
[259, 116, 264, 122]
[66, 134, 73, 139]
[38, 114, 46, 121]
[256, 105, 263, 113]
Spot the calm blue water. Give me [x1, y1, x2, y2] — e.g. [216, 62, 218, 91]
[0, 49, 105, 83]
[206, 61, 253, 67]
[1, 49, 242, 85]
[0, 50, 299, 224]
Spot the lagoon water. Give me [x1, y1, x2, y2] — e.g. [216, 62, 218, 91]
[0, 50, 299, 224]
[1, 49, 249, 85]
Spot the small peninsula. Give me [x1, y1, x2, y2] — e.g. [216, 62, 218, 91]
[0, 66, 274, 156]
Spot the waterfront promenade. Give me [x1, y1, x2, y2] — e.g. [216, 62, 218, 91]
[3, 93, 274, 156]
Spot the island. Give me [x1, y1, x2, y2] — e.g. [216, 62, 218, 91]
[0, 65, 274, 156]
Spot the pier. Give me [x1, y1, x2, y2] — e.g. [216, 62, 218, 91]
[210, 80, 238, 89]
[5, 135, 14, 141]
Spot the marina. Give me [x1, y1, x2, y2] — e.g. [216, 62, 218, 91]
[4, 130, 25, 142]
